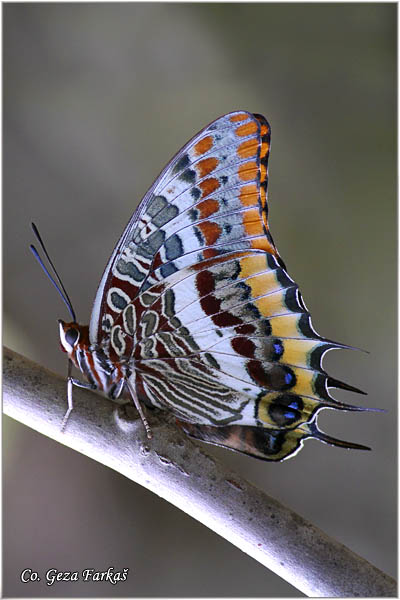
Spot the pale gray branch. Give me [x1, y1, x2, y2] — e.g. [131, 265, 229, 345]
[3, 347, 396, 597]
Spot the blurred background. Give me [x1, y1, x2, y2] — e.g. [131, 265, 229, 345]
[3, 3, 396, 597]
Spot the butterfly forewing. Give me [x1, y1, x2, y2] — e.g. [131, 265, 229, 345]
[90, 112, 278, 345]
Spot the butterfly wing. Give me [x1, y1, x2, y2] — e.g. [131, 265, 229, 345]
[90, 111, 369, 461]
[130, 250, 369, 460]
[89, 111, 279, 345]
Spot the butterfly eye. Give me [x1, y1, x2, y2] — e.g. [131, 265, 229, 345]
[65, 328, 79, 347]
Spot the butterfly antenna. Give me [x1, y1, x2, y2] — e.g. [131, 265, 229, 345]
[30, 222, 77, 322]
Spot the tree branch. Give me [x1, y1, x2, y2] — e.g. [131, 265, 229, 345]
[3, 347, 396, 597]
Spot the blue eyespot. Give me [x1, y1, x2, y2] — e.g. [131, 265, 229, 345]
[284, 371, 293, 385]
[288, 400, 300, 410]
[284, 410, 296, 420]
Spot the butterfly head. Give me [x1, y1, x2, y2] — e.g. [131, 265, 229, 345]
[58, 320, 81, 353]
[58, 319, 91, 368]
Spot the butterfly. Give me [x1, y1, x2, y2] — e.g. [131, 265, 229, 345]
[31, 110, 375, 461]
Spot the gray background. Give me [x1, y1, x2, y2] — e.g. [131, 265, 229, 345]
[3, 3, 396, 597]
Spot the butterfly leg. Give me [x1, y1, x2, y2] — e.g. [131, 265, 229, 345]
[61, 376, 74, 432]
[61, 375, 97, 432]
[70, 378, 97, 390]
[126, 380, 152, 440]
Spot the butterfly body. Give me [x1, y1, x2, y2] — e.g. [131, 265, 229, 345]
[58, 321, 125, 398]
[49, 110, 371, 460]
